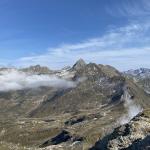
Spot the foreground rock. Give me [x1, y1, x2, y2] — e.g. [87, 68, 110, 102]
[91, 109, 150, 150]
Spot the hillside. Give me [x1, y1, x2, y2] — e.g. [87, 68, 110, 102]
[0, 60, 149, 150]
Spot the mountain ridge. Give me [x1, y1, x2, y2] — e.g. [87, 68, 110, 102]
[0, 60, 150, 150]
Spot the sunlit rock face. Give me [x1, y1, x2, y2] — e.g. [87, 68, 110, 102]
[90, 109, 150, 150]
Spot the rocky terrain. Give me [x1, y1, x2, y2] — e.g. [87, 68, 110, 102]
[90, 109, 150, 150]
[124, 68, 150, 78]
[124, 68, 150, 94]
[0, 59, 150, 150]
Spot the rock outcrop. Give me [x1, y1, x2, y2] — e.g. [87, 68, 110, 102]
[91, 109, 150, 150]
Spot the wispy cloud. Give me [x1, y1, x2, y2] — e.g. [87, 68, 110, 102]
[3, 0, 150, 71]
[0, 0, 150, 71]
[10, 20, 150, 71]
[106, 0, 150, 17]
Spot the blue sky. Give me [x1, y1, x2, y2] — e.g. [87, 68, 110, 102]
[0, 0, 150, 70]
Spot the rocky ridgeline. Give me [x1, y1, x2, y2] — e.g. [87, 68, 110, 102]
[91, 109, 150, 150]
[124, 68, 150, 79]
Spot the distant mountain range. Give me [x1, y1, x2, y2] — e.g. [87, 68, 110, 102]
[0, 60, 150, 150]
[124, 68, 150, 78]
[124, 68, 150, 94]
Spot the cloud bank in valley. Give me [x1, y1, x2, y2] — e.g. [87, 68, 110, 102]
[0, 70, 77, 92]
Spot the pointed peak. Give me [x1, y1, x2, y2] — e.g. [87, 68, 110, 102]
[74, 58, 86, 66]
[76, 58, 86, 63]
[72, 59, 86, 70]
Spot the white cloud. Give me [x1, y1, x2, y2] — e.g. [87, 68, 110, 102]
[118, 89, 143, 125]
[0, 70, 77, 92]
[9, 21, 150, 71]
[0, 1, 149, 71]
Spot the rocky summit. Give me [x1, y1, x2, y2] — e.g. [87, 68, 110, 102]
[0, 60, 150, 150]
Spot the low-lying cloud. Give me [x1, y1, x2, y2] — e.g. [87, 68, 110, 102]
[0, 70, 77, 92]
[118, 90, 143, 125]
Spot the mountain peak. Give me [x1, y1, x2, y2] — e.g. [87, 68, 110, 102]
[21, 65, 52, 74]
[124, 68, 150, 78]
[72, 58, 86, 70]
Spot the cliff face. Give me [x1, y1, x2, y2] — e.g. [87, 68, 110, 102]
[91, 109, 150, 150]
